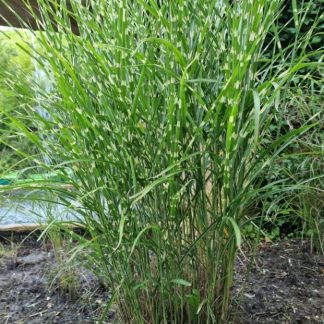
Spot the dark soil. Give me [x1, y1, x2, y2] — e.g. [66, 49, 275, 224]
[234, 239, 324, 323]
[0, 234, 112, 324]
[0, 234, 323, 323]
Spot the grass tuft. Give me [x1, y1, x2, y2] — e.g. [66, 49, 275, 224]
[0, 0, 323, 322]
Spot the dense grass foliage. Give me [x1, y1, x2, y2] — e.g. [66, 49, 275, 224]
[0, 0, 323, 322]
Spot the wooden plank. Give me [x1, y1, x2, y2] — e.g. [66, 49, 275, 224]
[0, 222, 83, 232]
[0, 0, 81, 34]
[0, 223, 42, 232]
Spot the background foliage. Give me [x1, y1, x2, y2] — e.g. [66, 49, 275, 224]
[255, 0, 324, 250]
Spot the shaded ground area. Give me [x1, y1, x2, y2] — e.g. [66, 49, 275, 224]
[235, 239, 324, 323]
[0, 234, 323, 323]
[0, 235, 112, 323]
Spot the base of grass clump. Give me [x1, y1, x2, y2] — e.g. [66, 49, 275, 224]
[0, 235, 323, 323]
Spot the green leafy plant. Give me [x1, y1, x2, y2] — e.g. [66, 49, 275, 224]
[277, 0, 323, 50]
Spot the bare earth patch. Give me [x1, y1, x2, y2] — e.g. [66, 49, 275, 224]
[0, 235, 112, 324]
[234, 239, 324, 323]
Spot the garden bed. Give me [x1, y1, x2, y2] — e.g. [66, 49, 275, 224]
[234, 239, 324, 323]
[0, 235, 323, 323]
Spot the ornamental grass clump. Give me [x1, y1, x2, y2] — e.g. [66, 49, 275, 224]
[1, 0, 321, 322]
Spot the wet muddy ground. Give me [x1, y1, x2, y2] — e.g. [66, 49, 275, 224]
[0, 235, 323, 323]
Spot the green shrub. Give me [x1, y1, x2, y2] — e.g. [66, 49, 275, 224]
[0, 31, 35, 172]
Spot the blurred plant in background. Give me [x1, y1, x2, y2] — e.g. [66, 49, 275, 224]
[0, 31, 36, 173]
